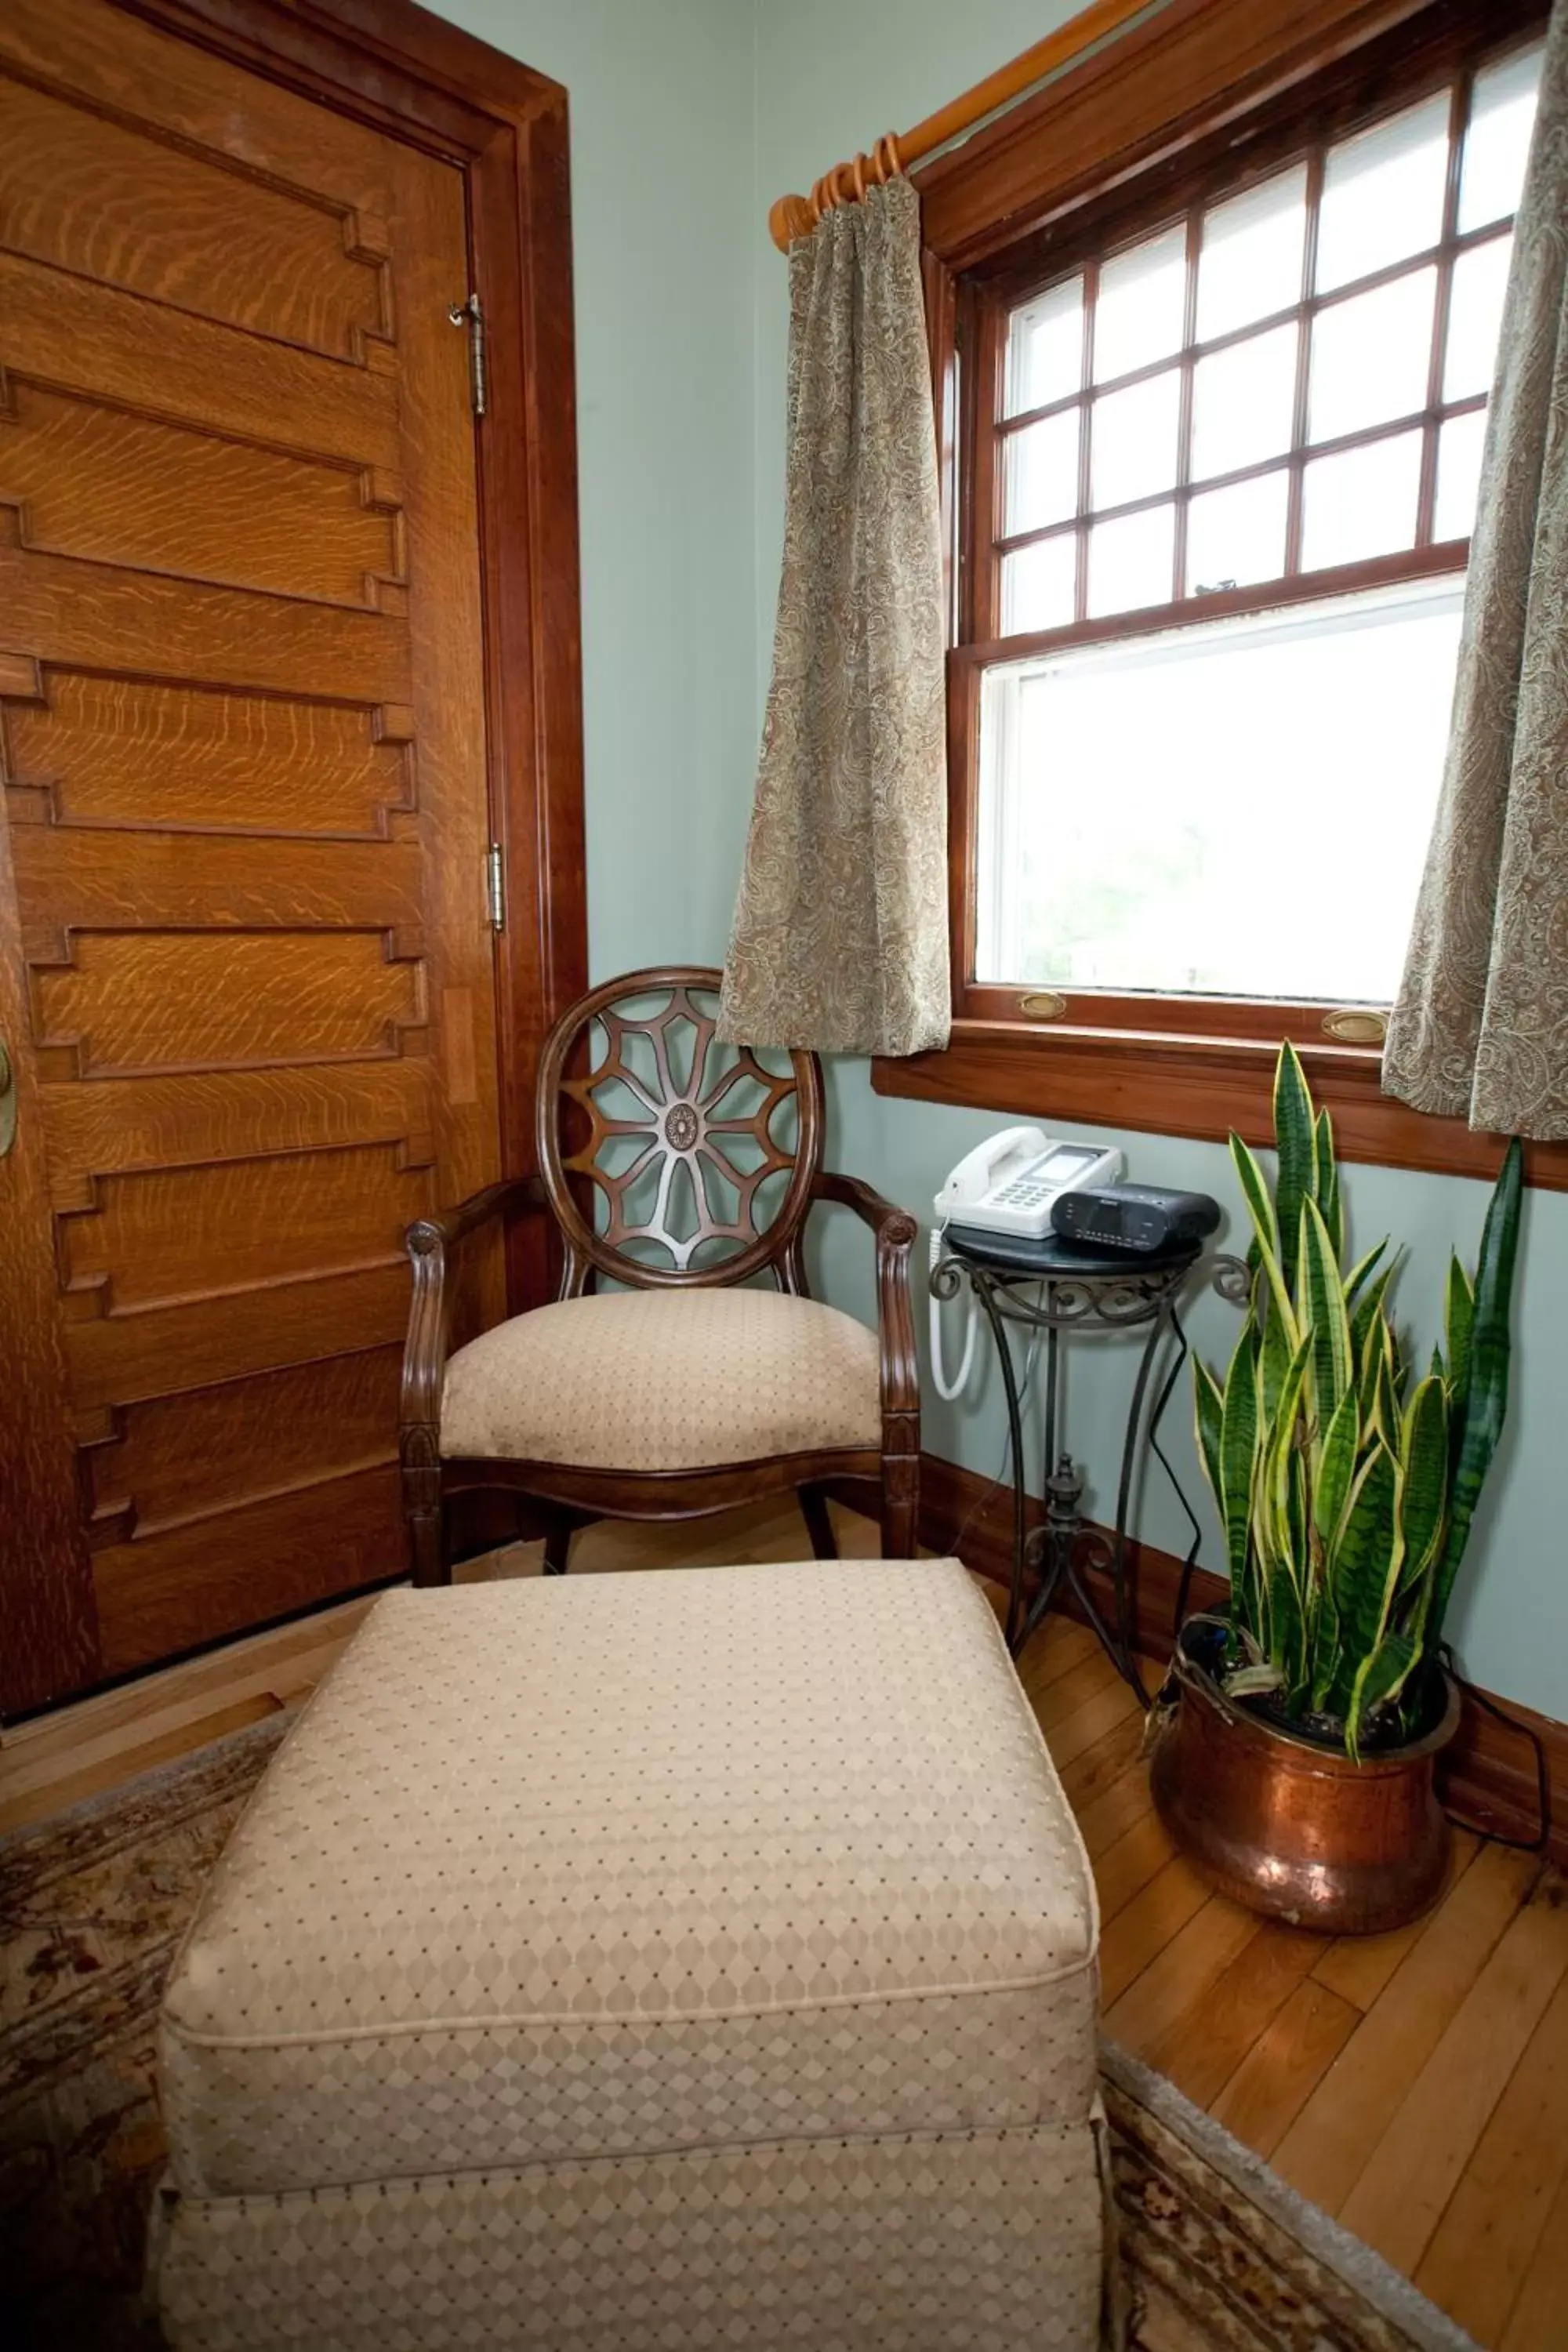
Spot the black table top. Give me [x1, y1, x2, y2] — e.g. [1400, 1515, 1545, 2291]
[941, 1222, 1204, 1281]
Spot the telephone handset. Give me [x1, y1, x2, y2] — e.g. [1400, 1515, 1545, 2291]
[928, 1128, 1124, 1399]
[934, 1127, 1122, 1240]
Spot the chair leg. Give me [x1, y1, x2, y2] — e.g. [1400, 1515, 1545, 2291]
[879, 1451, 920, 1560]
[798, 1484, 838, 1560]
[542, 1512, 575, 1577]
[409, 1508, 448, 1586]
[404, 1450, 450, 1588]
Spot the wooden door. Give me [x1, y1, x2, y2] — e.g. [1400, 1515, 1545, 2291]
[0, 0, 505, 1708]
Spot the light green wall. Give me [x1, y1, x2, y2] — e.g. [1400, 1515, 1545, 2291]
[441, 1, 1566, 1719]
[426, 0, 760, 975]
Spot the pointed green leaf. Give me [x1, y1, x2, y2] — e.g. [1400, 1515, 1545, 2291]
[1356, 1302, 1388, 1427]
[1261, 1330, 1312, 1592]
[1258, 1290, 1293, 1430]
[1269, 1564, 1308, 1701]
[1389, 1341, 1410, 1409]
[1345, 1238, 1388, 1305]
[1309, 1590, 1343, 1711]
[1193, 1359, 1224, 1507]
[1326, 1442, 1403, 1715]
[1346, 1631, 1421, 1762]
[1430, 1138, 1524, 1642]
[1287, 1448, 1311, 1645]
[1313, 1107, 1343, 1257]
[1272, 1044, 1316, 1292]
[1350, 1258, 1398, 1370]
[1444, 1250, 1476, 1406]
[1374, 1330, 1399, 1443]
[1219, 1327, 1260, 1592]
[1230, 1131, 1277, 1254]
[1230, 1132, 1298, 1341]
[1298, 1195, 1353, 1424]
[1313, 1385, 1360, 1550]
[1397, 1374, 1450, 1599]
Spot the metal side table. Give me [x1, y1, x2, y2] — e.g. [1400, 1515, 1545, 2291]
[931, 1229, 1246, 1703]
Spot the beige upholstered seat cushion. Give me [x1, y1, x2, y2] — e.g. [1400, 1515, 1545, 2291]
[438, 1286, 882, 1468]
[160, 1562, 1099, 2198]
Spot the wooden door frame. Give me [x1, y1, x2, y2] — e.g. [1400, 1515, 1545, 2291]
[118, 0, 588, 1304]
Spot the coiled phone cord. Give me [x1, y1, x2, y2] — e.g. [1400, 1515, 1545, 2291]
[927, 1225, 979, 1402]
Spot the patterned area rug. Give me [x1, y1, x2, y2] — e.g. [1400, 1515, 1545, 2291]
[1, 1718, 1476, 2352]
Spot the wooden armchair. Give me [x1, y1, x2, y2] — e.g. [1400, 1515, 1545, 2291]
[399, 967, 920, 1582]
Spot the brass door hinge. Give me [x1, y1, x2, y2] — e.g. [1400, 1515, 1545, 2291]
[448, 291, 488, 416]
[485, 843, 506, 931]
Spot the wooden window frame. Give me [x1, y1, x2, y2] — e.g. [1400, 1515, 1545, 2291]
[877, 0, 1568, 1188]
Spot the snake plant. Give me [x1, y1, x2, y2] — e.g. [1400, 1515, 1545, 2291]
[1192, 1044, 1524, 1760]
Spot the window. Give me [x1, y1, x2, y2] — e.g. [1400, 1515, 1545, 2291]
[976, 578, 1465, 1001]
[882, 0, 1562, 1185]
[974, 44, 1539, 1014]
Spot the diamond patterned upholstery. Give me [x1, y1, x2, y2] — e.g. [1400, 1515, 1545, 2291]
[157, 1560, 1105, 2350]
[437, 1286, 883, 1469]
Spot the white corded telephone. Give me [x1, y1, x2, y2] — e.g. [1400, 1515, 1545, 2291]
[928, 1127, 1124, 1399]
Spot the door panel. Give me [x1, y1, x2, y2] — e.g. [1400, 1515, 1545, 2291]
[0, 0, 502, 1704]
[0, 249, 404, 466]
[90, 1465, 408, 1677]
[58, 1143, 431, 1308]
[0, 381, 405, 605]
[0, 0, 394, 213]
[64, 1265, 412, 1418]
[32, 932, 426, 1076]
[86, 1350, 405, 1538]
[5, 673, 416, 837]
[0, 546, 410, 699]
[38, 1065, 431, 1194]
[0, 77, 393, 358]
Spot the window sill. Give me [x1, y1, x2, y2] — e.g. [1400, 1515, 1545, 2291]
[872, 1021, 1568, 1189]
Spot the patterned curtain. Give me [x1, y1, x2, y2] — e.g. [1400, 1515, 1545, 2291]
[1383, 0, 1568, 1138]
[719, 178, 950, 1058]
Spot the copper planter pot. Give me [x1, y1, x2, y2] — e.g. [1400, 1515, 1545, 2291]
[1149, 1617, 1461, 1937]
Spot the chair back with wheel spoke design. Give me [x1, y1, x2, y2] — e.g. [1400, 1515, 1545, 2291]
[535, 967, 825, 1292]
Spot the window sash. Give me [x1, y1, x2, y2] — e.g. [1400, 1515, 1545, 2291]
[978, 59, 1536, 639]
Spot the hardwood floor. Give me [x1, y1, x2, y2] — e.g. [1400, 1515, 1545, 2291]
[3, 1495, 1563, 2347]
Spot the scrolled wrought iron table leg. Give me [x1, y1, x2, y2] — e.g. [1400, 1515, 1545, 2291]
[973, 1269, 1029, 1651]
[936, 1247, 1240, 1698]
[1102, 1301, 1184, 1705]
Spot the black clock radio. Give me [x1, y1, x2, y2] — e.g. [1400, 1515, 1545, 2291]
[1051, 1181, 1221, 1254]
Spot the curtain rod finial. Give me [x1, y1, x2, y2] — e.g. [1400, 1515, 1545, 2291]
[770, 192, 815, 251]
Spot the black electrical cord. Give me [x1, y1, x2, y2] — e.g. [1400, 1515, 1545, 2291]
[1436, 1640, 1553, 1855]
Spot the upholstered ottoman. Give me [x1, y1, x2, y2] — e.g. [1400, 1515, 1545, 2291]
[155, 1560, 1105, 2350]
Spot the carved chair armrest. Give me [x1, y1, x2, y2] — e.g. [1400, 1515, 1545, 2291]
[810, 1171, 921, 1420]
[400, 1174, 548, 1441]
[410, 1173, 547, 1251]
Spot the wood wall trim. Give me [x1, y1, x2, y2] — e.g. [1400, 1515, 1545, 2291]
[125, 0, 589, 1308]
[910, 1450, 1566, 1867]
[916, 0, 1464, 271]
[873, 1024, 1568, 1189]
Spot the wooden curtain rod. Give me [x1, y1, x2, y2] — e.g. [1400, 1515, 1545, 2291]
[768, 0, 1159, 250]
